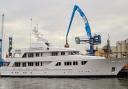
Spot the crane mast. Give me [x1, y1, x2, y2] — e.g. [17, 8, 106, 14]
[65, 5, 101, 55]
[0, 14, 4, 59]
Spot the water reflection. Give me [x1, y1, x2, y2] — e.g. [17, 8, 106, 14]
[0, 78, 128, 89]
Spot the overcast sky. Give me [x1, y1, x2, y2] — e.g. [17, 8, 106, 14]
[0, 0, 128, 54]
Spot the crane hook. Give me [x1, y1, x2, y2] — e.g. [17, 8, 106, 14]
[64, 39, 69, 48]
[64, 42, 69, 48]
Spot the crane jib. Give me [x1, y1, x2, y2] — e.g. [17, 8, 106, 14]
[66, 5, 92, 39]
[65, 4, 101, 55]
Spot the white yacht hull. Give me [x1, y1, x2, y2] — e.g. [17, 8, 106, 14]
[0, 56, 127, 77]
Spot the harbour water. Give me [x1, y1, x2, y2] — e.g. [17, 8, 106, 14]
[0, 78, 128, 89]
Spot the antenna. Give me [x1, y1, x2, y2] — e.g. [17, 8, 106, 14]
[1, 14, 4, 40]
[8, 37, 13, 57]
[0, 14, 4, 59]
[30, 18, 32, 48]
[106, 34, 111, 58]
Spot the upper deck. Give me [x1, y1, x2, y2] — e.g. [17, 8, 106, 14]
[8, 45, 80, 58]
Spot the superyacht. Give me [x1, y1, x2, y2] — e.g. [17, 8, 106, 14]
[0, 31, 128, 77]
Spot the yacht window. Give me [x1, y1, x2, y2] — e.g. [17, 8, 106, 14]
[28, 53, 30, 57]
[64, 62, 72, 66]
[64, 62, 67, 66]
[68, 52, 74, 55]
[5, 62, 10, 66]
[0, 63, 2, 67]
[56, 62, 61, 66]
[30, 53, 34, 57]
[51, 52, 58, 56]
[73, 61, 78, 65]
[22, 62, 26, 67]
[71, 52, 74, 55]
[40, 53, 43, 56]
[73, 51, 79, 55]
[81, 61, 87, 65]
[28, 53, 34, 58]
[35, 62, 39, 66]
[0, 62, 10, 67]
[67, 62, 69, 65]
[36, 53, 40, 57]
[40, 62, 43, 66]
[68, 51, 79, 55]
[28, 62, 34, 66]
[68, 52, 71, 55]
[14, 62, 21, 67]
[22, 53, 27, 58]
[112, 67, 115, 72]
[61, 52, 65, 55]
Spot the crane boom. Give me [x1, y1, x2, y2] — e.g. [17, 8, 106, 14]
[65, 5, 101, 55]
[66, 5, 92, 43]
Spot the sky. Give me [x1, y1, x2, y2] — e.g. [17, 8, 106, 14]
[0, 0, 128, 55]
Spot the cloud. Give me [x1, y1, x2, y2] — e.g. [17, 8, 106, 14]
[0, 0, 128, 55]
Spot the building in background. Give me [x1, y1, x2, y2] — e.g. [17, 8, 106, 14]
[111, 39, 128, 58]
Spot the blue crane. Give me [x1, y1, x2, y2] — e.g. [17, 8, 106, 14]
[65, 5, 101, 55]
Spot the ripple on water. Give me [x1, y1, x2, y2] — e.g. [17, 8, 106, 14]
[0, 78, 128, 89]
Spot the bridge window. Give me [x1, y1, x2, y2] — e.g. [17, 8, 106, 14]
[51, 52, 58, 56]
[22, 62, 26, 67]
[28, 53, 34, 58]
[22, 53, 26, 58]
[81, 61, 87, 65]
[36, 53, 40, 57]
[68, 51, 79, 55]
[14, 62, 21, 67]
[61, 52, 65, 55]
[56, 62, 61, 66]
[73, 61, 78, 65]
